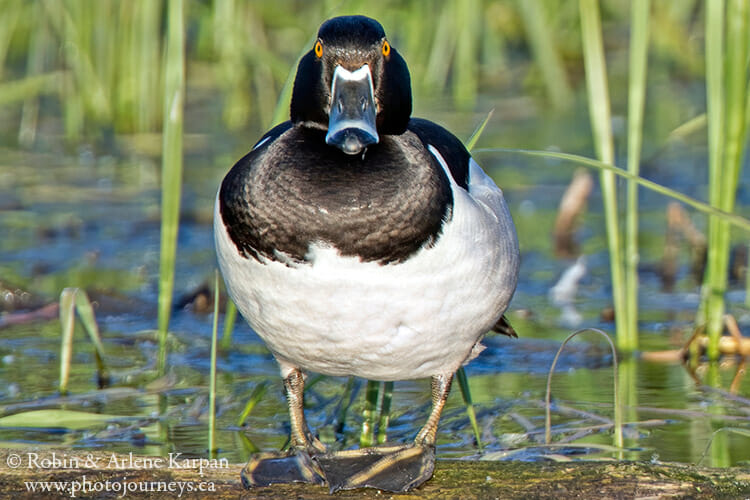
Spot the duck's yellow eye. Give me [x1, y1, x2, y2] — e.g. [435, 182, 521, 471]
[314, 41, 323, 58]
[382, 40, 390, 57]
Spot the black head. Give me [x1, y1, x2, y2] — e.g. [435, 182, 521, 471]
[290, 15, 412, 155]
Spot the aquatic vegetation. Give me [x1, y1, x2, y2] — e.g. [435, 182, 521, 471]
[624, 0, 651, 351]
[58, 288, 108, 395]
[578, 0, 628, 351]
[208, 271, 220, 456]
[544, 328, 622, 451]
[700, 0, 750, 359]
[157, 0, 185, 376]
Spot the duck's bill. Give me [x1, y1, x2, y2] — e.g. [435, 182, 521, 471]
[326, 64, 379, 155]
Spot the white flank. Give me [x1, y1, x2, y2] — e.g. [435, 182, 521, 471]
[214, 150, 519, 381]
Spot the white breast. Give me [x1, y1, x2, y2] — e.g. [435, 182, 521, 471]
[214, 150, 519, 381]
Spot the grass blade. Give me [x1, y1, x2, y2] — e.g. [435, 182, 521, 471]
[699, 427, 750, 465]
[701, 0, 749, 358]
[58, 289, 76, 395]
[700, 0, 726, 358]
[58, 288, 109, 394]
[451, 0, 480, 109]
[516, 0, 573, 111]
[473, 148, 750, 236]
[456, 366, 482, 451]
[360, 380, 379, 448]
[0, 72, 65, 107]
[18, 1, 48, 147]
[0, 1, 21, 82]
[236, 431, 260, 455]
[579, 0, 630, 351]
[236, 382, 269, 427]
[220, 299, 237, 350]
[625, 0, 651, 350]
[157, 0, 185, 376]
[376, 381, 393, 445]
[465, 109, 494, 151]
[71, 289, 108, 387]
[544, 328, 622, 452]
[208, 271, 220, 456]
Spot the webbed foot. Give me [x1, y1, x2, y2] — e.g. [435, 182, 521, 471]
[314, 444, 435, 493]
[241, 449, 326, 488]
[241, 370, 448, 492]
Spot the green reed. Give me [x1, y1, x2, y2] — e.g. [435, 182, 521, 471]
[0, 1, 586, 141]
[578, 0, 631, 351]
[0, 2, 21, 79]
[360, 380, 381, 448]
[516, 0, 572, 112]
[624, 0, 651, 349]
[219, 300, 238, 350]
[456, 368, 483, 451]
[360, 380, 393, 446]
[475, 148, 750, 235]
[18, 1, 45, 147]
[122, 0, 163, 133]
[571, 0, 653, 353]
[0, 1, 165, 141]
[236, 382, 269, 427]
[700, 0, 750, 359]
[208, 271, 220, 456]
[59, 288, 109, 395]
[11, 0, 750, 458]
[157, 0, 185, 376]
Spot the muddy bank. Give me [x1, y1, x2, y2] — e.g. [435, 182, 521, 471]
[1, 450, 749, 499]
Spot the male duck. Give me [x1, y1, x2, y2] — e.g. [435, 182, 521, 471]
[214, 15, 519, 492]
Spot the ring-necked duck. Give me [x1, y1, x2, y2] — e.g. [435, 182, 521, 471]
[214, 15, 519, 493]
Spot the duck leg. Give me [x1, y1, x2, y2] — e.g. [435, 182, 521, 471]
[318, 373, 453, 493]
[415, 373, 453, 446]
[284, 368, 327, 453]
[241, 368, 326, 487]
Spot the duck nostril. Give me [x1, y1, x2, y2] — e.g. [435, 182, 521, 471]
[337, 100, 344, 113]
[360, 97, 367, 111]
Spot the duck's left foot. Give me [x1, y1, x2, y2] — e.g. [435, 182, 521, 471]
[314, 444, 435, 493]
[241, 449, 326, 488]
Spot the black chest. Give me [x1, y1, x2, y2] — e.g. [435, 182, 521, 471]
[219, 126, 453, 264]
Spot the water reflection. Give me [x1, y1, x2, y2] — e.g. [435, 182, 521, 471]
[1, 308, 750, 465]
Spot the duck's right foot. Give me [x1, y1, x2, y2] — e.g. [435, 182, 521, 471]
[240, 449, 326, 488]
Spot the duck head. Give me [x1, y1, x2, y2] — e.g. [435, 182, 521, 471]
[290, 16, 412, 155]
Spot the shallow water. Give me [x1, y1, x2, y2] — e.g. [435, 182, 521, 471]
[2, 80, 750, 470]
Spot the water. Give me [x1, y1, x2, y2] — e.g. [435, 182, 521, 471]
[2, 85, 750, 469]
